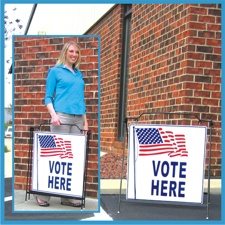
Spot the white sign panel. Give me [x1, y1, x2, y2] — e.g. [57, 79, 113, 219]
[127, 124, 207, 204]
[32, 132, 86, 198]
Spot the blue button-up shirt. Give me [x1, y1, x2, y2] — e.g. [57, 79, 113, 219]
[45, 64, 86, 115]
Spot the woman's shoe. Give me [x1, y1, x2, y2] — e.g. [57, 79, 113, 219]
[61, 200, 82, 207]
[35, 197, 50, 207]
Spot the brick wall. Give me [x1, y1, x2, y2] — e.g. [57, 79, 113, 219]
[87, 4, 221, 176]
[14, 36, 99, 198]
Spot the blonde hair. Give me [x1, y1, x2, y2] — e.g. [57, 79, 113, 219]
[56, 41, 81, 69]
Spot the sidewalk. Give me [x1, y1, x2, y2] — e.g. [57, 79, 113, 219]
[14, 190, 99, 211]
[5, 149, 98, 211]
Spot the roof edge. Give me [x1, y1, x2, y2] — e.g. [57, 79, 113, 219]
[84, 4, 118, 34]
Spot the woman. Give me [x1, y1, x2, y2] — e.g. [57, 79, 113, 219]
[35, 41, 88, 207]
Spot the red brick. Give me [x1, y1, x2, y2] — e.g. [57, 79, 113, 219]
[23, 53, 36, 60]
[43, 45, 56, 52]
[188, 37, 206, 45]
[188, 22, 206, 30]
[23, 40, 36, 46]
[188, 6, 207, 15]
[36, 38, 50, 45]
[28, 46, 42, 53]
[206, 39, 221, 46]
[207, 24, 221, 31]
[49, 51, 60, 58]
[29, 73, 43, 79]
[199, 15, 216, 23]
[196, 61, 213, 68]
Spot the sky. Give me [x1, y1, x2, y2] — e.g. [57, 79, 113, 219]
[4, 3, 114, 107]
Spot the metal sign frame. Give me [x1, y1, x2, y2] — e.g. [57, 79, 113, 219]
[25, 123, 91, 209]
[117, 112, 214, 219]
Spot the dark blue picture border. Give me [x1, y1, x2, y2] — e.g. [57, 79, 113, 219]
[1, 0, 224, 224]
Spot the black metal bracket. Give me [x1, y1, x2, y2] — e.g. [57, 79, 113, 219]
[25, 123, 91, 210]
[118, 111, 214, 220]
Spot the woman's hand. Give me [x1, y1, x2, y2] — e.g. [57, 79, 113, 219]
[83, 123, 88, 135]
[83, 114, 88, 135]
[47, 103, 62, 126]
[51, 114, 63, 126]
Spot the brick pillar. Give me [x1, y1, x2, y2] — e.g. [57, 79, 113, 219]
[86, 4, 221, 177]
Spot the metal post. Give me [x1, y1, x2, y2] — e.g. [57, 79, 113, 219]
[25, 127, 34, 202]
[206, 120, 213, 220]
[82, 129, 91, 209]
[117, 118, 128, 213]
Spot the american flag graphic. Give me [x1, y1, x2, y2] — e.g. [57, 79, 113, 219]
[38, 134, 73, 159]
[135, 127, 188, 157]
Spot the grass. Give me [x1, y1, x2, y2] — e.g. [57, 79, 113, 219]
[4, 145, 10, 153]
[4, 123, 8, 130]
